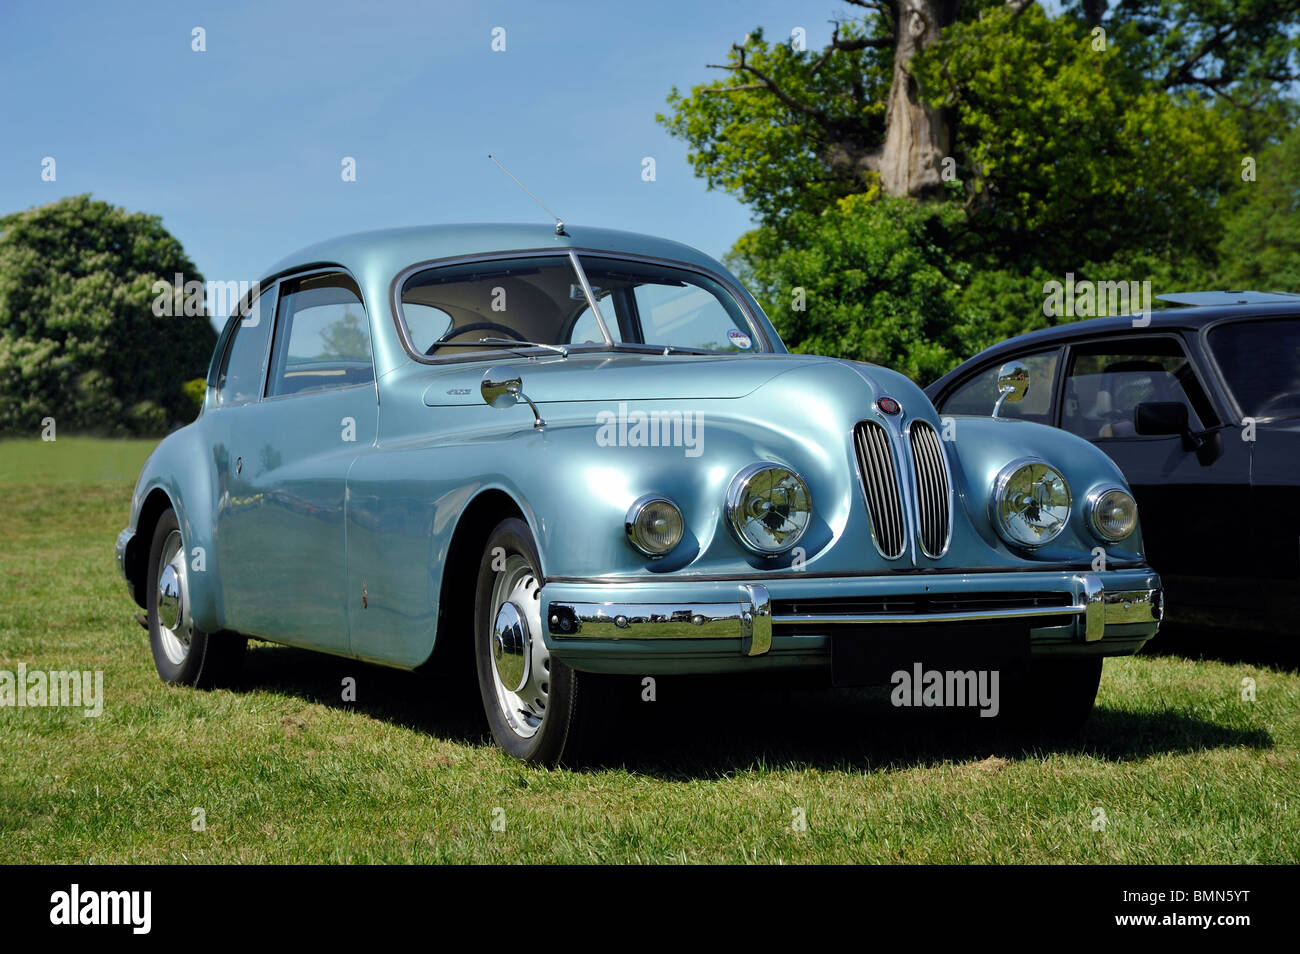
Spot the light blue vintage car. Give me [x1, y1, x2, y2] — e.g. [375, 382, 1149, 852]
[116, 224, 1162, 763]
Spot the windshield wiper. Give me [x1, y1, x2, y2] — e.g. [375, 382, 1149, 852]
[430, 338, 570, 356]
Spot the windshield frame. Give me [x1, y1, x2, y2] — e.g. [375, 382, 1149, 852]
[390, 247, 774, 365]
[1201, 314, 1300, 424]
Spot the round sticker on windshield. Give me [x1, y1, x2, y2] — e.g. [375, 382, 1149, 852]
[728, 329, 752, 350]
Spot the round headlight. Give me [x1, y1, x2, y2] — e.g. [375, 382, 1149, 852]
[990, 458, 1071, 548]
[726, 463, 812, 555]
[1088, 486, 1138, 542]
[625, 494, 684, 557]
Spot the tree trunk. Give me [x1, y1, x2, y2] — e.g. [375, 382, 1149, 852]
[873, 0, 959, 197]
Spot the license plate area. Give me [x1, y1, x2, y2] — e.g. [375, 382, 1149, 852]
[830, 622, 1030, 688]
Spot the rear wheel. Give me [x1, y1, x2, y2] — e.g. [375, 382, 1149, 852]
[146, 508, 246, 688]
[473, 517, 605, 764]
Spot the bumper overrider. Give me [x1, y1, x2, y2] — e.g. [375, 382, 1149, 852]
[542, 569, 1162, 675]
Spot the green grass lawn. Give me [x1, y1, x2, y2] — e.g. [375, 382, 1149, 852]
[0, 438, 1297, 863]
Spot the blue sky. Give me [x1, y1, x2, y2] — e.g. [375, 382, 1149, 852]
[0, 0, 842, 320]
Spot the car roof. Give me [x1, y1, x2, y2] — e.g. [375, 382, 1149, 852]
[261, 222, 729, 284]
[926, 295, 1300, 395]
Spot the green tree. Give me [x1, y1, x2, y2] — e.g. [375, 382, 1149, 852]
[660, 1, 1298, 379]
[1216, 125, 1300, 290]
[0, 195, 217, 435]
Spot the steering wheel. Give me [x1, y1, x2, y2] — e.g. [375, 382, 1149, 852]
[425, 322, 526, 355]
[1253, 390, 1300, 419]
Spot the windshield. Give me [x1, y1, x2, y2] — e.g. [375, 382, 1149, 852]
[1208, 318, 1300, 421]
[399, 253, 764, 358]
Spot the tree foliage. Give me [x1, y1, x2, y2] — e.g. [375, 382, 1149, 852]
[0, 195, 217, 435]
[660, 0, 1300, 380]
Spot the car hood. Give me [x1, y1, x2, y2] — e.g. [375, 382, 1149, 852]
[420, 352, 841, 406]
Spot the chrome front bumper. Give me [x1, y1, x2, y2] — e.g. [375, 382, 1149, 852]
[545, 572, 1163, 658]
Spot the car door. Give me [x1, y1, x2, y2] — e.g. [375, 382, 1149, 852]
[1203, 315, 1300, 631]
[218, 269, 378, 653]
[1055, 333, 1250, 619]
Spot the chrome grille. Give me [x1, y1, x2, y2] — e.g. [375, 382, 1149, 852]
[909, 420, 951, 557]
[853, 420, 905, 558]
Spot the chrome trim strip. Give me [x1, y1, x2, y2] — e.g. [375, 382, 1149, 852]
[567, 248, 614, 346]
[772, 605, 1086, 625]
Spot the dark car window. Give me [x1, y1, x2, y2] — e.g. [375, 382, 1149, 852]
[1208, 317, 1300, 422]
[215, 283, 277, 406]
[267, 273, 374, 398]
[1061, 336, 1217, 440]
[939, 349, 1060, 422]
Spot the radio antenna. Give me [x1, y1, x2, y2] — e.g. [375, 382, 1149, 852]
[488, 154, 566, 235]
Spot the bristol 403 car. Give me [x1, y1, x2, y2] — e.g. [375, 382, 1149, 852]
[116, 224, 1162, 763]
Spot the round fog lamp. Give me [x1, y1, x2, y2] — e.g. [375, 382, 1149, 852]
[625, 495, 684, 557]
[1088, 487, 1138, 542]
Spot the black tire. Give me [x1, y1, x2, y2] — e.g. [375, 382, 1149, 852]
[473, 517, 606, 765]
[146, 508, 246, 688]
[1003, 656, 1103, 736]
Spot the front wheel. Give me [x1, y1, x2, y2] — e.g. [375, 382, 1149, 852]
[473, 518, 605, 765]
[146, 508, 246, 688]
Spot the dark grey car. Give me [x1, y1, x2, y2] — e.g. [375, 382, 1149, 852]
[926, 292, 1300, 636]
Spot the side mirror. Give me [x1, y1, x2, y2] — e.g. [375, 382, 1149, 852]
[481, 367, 545, 428]
[1134, 400, 1222, 465]
[992, 361, 1029, 418]
[1134, 401, 1188, 436]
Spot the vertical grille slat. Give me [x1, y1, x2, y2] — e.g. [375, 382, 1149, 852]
[909, 421, 951, 558]
[853, 421, 906, 559]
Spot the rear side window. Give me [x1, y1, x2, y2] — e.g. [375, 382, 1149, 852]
[267, 273, 374, 398]
[939, 350, 1060, 422]
[215, 283, 277, 406]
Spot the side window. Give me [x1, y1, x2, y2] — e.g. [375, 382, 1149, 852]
[215, 283, 277, 406]
[267, 273, 374, 398]
[1061, 336, 1217, 440]
[940, 350, 1060, 422]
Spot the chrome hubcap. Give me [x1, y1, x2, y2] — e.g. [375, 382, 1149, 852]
[155, 529, 193, 666]
[492, 601, 530, 693]
[487, 554, 549, 739]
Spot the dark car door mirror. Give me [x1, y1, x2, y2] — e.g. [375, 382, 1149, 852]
[1134, 400, 1223, 465]
[1134, 401, 1188, 436]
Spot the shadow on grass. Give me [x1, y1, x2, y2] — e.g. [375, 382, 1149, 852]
[234, 644, 1272, 778]
[1141, 624, 1300, 674]
[236, 643, 491, 749]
